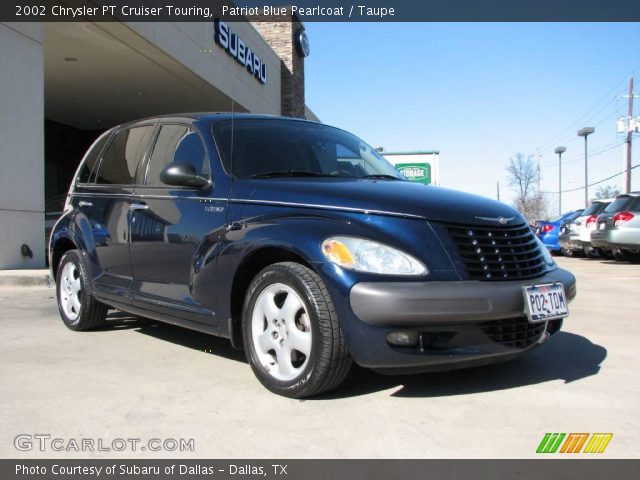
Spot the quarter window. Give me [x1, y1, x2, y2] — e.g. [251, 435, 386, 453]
[145, 125, 208, 187]
[94, 126, 155, 185]
[77, 132, 111, 184]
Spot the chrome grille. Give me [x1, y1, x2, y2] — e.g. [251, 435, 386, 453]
[446, 222, 547, 281]
[479, 317, 545, 349]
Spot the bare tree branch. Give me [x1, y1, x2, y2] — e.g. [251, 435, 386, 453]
[505, 153, 549, 222]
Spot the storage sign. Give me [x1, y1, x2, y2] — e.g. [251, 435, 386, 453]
[396, 163, 431, 185]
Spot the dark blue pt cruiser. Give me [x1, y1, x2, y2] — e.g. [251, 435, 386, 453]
[50, 114, 577, 398]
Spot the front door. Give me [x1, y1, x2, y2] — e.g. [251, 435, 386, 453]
[129, 123, 227, 326]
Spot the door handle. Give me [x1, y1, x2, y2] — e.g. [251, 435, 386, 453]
[129, 204, 149, 211]
[78, 201, 93, 208]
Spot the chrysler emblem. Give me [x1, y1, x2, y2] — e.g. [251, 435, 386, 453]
[475, 215, 515, 225]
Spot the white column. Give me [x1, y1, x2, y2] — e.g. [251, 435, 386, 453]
[0, 23, 45, 269]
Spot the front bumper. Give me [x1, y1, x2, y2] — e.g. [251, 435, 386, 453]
[350, 267, 575, 326]
[341, 268, 576, 372]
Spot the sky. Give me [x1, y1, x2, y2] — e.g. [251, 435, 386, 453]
[303, 22, 640, 216]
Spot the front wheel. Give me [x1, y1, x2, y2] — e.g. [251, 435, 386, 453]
[56, 249, 108, 331]
[242, 262, 352, 398]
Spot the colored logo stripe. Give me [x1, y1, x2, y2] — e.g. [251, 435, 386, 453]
[536, 433, 613, 453]
[583, 433, 613, 453]
[536, 433, 565, 453]
[560, 433, 589, 453]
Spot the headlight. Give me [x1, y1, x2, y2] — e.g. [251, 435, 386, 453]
[321, 236, 428, 275]
[534, 236, 555, 267]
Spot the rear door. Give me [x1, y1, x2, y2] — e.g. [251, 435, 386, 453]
[129, 122, 227, 326]
[74, 125, 155, 302]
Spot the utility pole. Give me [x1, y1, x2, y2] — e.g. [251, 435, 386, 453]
[625, 77, 634, 193]
[496, 181, 500, 201]
[555, 146, 566, 215]
[578, 127, 595, 208]
[536, 150, 541, 193]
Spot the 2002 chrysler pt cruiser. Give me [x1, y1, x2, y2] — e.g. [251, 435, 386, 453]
[50, 114, 576, 398]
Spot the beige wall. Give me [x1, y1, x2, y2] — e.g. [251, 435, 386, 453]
[122, 21, 282, 115]
[0, 23, 45, 269]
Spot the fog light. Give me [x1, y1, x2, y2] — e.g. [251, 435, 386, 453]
[386, 331, 419, 347]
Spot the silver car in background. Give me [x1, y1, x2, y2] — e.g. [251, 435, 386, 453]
[560, 198, 614, 257]
[590, 192, 640, 262]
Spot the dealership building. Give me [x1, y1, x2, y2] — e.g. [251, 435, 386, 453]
[0, 16, 315, 269]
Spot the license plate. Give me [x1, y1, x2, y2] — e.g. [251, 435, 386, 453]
[599, 222, 606, 230]
[523, 283, 569, 323]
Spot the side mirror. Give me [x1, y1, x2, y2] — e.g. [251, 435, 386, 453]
[159, 162, 211, 189]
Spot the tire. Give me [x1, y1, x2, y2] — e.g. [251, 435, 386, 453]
[242, 262, 352, 398]
[583, 246, 600, 258]
[613, 249, 640, 263]
[56, 249, 108, 331]
[613, 249, 630, 262]
[560, 247, 573, 257]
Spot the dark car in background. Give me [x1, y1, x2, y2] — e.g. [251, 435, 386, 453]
[49, 113, 576, 398]
[590, 192, 640, 262]
[535, 210, 583, 254]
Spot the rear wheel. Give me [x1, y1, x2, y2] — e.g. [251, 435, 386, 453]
[613, 248, 640, 263]
[242, 262, 352, 398]
[56, 250, 108, 331]
[583, 246, 600, 258]
[560, 247, 574, 257]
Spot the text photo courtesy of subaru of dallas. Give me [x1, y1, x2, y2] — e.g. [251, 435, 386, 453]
[50, 114, 576, 398]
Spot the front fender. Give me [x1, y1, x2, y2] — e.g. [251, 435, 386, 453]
[206, 204, 459, 337]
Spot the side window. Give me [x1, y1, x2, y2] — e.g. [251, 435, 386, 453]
[77, 132, 111, 184]
[145, 124, 208, 187]
[94, 126, 155, 185]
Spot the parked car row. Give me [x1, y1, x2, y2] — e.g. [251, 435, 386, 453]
[553, 192, 640, 263]
[535, 209, 584, 255]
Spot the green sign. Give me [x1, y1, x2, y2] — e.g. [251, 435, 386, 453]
[396, 162, 431, 185]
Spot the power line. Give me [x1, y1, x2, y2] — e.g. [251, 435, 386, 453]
[536, 63, 640, 152]
[540, 140, 626, 168]
[540, 164, 639, 194]
[539, 108, 623, 164]
[543, 140, 626, 167]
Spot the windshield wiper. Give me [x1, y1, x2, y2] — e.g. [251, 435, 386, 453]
[361, 174, 402, 180]
[250, 170, 330, 179]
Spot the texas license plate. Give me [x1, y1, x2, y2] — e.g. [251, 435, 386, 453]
[523, 283, 568, 323]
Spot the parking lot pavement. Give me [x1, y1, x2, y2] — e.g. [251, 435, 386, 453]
[0, 257, 638, 459]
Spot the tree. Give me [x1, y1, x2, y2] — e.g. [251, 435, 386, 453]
[592, 184, 620, 201]
[505, 153, 549, 222]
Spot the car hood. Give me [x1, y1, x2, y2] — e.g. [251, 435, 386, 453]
[232, 179, 524, 226]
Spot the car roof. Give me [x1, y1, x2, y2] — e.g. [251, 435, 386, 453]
[114, 113, 320, 130]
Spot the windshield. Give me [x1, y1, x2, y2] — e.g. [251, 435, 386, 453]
[212, 119, 404, 180]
